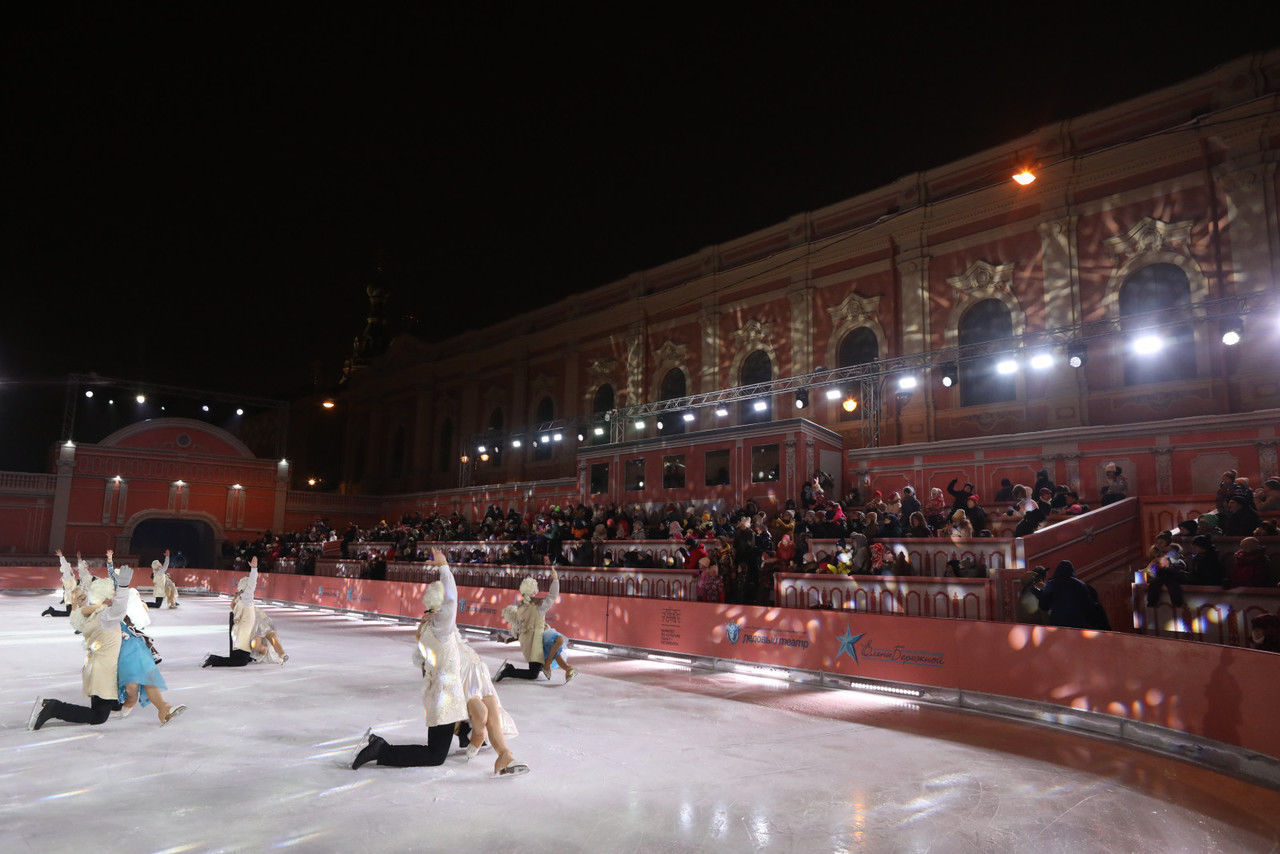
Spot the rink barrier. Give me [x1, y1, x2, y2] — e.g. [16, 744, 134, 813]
[6, 565, 1279, 788]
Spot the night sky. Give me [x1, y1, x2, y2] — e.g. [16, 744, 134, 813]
[3, 7, 1276, 471]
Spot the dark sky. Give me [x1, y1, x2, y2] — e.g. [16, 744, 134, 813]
[2, 7, 1276, 470]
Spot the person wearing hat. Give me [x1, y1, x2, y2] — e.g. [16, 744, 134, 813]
[1030, 560, 1105, 629]
[963, 494, 987, 535]
[201, 556, 288, 667]
[352, 547, 527, 776]
[1230, 537, 1271, 588]
[1100, 462, 1128, 506]
[1222, 494, 1262, 537]
[150, 548, 179, 609]
[1249, 614, 1280, 652]
[29, 556, 186, 729]
[495, 567, 577, 683]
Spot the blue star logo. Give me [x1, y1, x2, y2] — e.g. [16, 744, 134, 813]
[835, 627, 864, 663]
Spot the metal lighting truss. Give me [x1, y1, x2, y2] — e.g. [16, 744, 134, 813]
[607, 291, 1279, 446]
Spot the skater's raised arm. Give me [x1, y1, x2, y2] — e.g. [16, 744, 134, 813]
[56, 550, 75, 585]
[241, 557, 259, 605]
[426, 547, 456, 633]
[538, 567, 559, 616]
[161, 549, 170, 574]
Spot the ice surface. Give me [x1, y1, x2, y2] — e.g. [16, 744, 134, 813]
[3, 590, 1278, 853]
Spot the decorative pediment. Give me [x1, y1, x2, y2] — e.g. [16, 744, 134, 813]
[1105, 217, 1193, 259]
[826, 292, 882, 328]
[731, 318, 775, 352]
[947, 261, 1014, 296]
[654, 339, 688, 367]
[586, 358, 617, 387]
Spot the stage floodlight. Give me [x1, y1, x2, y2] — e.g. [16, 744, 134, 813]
[201, 404, 210, 412]
[752, 399, 768, 412]
[479, 452, 490, 462]
[84, 390, 94, 398]
[553, 433, 562, 442]
[940, 362, 957, 387]
[135, 394, 146, 404]
[477, 445, 486, 454]
[825, 388, 842, 401]
[897, 376, 918, 391]
[322, 399, 336, 409]
[1132, 334, 1164, 356]
[235, 408, 244, 416]
[1221, 317, 1243, 346]
[511, 438, 522, 448]
[842, 397, 858, 413]
[682, 411, 695, 422]
[634, 420, 645, 430]
[714, 406, 729, 417]
[996, 358, 1019, 375]
[1067, 342, 1087, 368]
[794, 389, 809, 409]
[1012, 170, 1036, 185]
[593, 426, 605, 436]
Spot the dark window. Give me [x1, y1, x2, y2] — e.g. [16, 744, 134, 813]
[590, 384, 614, 444]
[590, 463, 609, 495]
[625, 459, 646, 491]
[751, 444, 780, 483]
[739, 349, 772, 424]
[704, 450, 731, 487]
[437, 419, 453, 474]
[837, 327, 878, 420]
[662, 454, 686, 489]
[958, 299, 1017, 406]
[532, 397, 554, 462]
[659, 368, 687, 434]
[1119, 264, 1195, 385]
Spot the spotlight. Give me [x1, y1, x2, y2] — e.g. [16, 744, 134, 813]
[1012, 170, 1036, 185]
[135, 394, 146, 404]
[160, 406, 166, 411]
[1030, 353, 1054, 370]
[995, 359, 1019, 375]
[1132, 334, 1164, 356]
[541, 434, 550, 443]
[511, 439, 522, 448]
[236, 408, 244, 416]
[794, 389, 809, 409]
[477, 445, 486, 454]
[825, 388, 842, 401]
[897, 376, 918, 391]
[752, 400, 768, 412]
[479, 452, 490, 462]
[84, 390, 94, 399]
[1221, 317, 1243, 346]
[681, 411, 695, 422]
[1067, 342, 1087, 368]
[307, 477, 317, 486]
[552, 433, 562, 442]
[108, 399, 114, 405]
[322, 399, 336, 409]
[940, 362, 957, 388]
[634, 420, 646, 430]
[593, 426, 605, 436]
[460, 455, 469, 463]
[656, 420, 664, 430]
[577, 432, 584, 441]
[842, 397, 858, 413]
[201, 404, 210, 412]
[714, 407, 729, 417]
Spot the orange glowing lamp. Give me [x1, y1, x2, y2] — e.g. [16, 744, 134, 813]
[1012, 170, 1036, 186]
[842, 397, 858, 413]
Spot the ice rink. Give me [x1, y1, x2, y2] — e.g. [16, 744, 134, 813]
[3, 590, 1278, 853]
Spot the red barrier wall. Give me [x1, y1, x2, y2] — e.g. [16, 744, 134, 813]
[6, 566, 1277, 761]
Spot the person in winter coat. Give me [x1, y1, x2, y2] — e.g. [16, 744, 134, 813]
[1031, 560, 1103, 629]
[947, 478, 975, 512]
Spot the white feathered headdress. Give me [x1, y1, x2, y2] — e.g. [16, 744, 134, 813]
[151, 559, 163, 570]
[422, 580, 445, 612]
[88, 577, 115, 605]
[519, 577, 539, 600]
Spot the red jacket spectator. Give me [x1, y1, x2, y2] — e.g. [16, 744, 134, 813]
[685, 541, 709, 569]
[1231, 538, 1270, 587]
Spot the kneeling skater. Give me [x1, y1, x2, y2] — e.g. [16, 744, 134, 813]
[352, 548, 527, 776]
[202, 556, 287, 667]
[29, 564, 185, 729]
[496, 567, 577, 683]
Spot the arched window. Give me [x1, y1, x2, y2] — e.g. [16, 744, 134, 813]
[437, 418, 453, 474]
[391, 426, 406, 474]
[659, 368, 687, 434]
[532, 396, 554, 462]
[958, 299, 1017, 406]
[1119, 264, 1195, 385]
[837, 327, 878, 420]
[739, 349, 773, 424]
